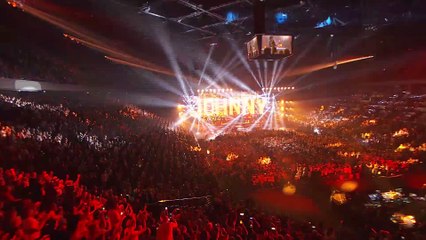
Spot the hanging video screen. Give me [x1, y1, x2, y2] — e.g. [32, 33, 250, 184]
[247, 36, 260, 59]
[260, 35, 292, 57]
[247, 34, 293, 60]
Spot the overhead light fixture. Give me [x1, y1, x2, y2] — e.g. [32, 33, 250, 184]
[315, 16, 332, 28]
[226, 11, 238, 24]
[275, 12, 288, 24]
[139, 3, 150, 13]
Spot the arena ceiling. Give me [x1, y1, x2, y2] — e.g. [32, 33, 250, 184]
[41, 0, 426, 43]
[1, 0, 426, 94]
[131, 0, 423, 41]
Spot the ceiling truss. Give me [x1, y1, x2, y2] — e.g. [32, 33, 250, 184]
[139, 0, 251, 39]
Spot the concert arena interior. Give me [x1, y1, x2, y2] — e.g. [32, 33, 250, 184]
[1, 0, 426, 239]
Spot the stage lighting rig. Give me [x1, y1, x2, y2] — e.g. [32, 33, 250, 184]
[247, 0, 293, 61]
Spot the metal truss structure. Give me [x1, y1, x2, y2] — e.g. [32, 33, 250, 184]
[137, 0, 422, 41]
[139, 0, 253, 40]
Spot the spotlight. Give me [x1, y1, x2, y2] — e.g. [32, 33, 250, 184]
[315, 16, 332, 28]
[226, 11, 238, 24]
[340, 181, 358, 192]
[330, 34, 334, 37]
[291, 87, 295, 90]
[275, 12, 288, 24]
[210, 42, 218, 47]
[314, 127, 320, 134]
[15, 80, 42, 92]
[282, 182, 296, 195]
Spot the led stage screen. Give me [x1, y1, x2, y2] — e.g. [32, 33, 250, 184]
[196, 94, 270, 117]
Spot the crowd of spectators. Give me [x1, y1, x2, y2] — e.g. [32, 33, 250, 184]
[0, 92, 425, 239]
[301, 91, 426, 160]
[0, 93, 216, 202]
[3, 167, 423, 240]
[200, 128, 421, 189]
